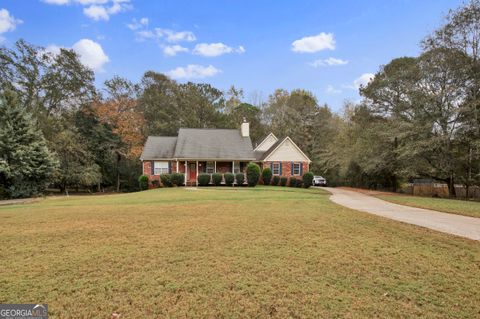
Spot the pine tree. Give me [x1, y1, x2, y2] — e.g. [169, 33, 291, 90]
[0, 91, 57, 198]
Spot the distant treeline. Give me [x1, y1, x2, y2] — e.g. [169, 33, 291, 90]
[0, 0, 479, 198]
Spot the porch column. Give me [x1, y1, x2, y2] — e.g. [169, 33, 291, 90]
[176, 160, 179, 173]
[214, 161, 217, 173]
[196, 160, 199, 187]
[184, 161, 187, 185]
[232, 161, 234, 173]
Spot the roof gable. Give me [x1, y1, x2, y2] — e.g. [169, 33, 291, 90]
[262, 137, 311, 163]
[254, 133, 278, 152]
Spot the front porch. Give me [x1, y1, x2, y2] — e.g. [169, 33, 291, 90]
[176, 160, 249, 186]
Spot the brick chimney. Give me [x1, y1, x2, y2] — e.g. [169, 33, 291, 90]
[241, 117, 249, 137]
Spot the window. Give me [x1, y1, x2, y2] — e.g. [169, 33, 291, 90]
[293, 163, 301, 175]
[272, 163, 280, 175]
[233, 161, 240, 173]
[206, 161, 215, 173]
[154, 161, 169, 175]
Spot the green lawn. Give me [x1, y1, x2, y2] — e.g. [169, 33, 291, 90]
[0, 187, 479, 318]
[377, 194, 480, 218]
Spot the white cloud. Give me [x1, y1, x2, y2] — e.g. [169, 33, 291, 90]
[0, 9, 23, 34]
[311, 57, 348, 67]
[166, 64, 221, 79]
[72, 38, 109, 71]
[292, 32, 335, 53]
[127, 17, 148, 30]
[325, 85, 341, 94]
[193, 43, 245, 57]
[163, 45, 188, 57]
[353, 73, 375, 89]
[44, 44, 63, 56]
[156, 28, 196, 42]
[42, 0, 130, 20]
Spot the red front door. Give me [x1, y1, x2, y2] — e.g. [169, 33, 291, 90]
[189, 163, 196, 181]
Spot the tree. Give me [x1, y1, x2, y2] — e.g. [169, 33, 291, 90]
[230, 103, 266, 144]
[225, 85, 244, 113]
[0, 91, 57, 198]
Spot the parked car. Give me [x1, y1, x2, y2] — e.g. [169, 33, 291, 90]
[313, 176, 327, 186]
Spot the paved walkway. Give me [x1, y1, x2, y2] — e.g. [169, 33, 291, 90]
[324, 187, 480, 241]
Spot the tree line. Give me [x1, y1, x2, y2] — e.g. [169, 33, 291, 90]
[0, 0, 478, 198]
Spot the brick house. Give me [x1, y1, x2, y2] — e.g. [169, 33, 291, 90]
[140, 121, 311, 185]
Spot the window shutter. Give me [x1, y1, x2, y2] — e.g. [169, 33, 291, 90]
[151, 161, 155, 175]
[279, 163, 282, 175]
[270, 162, 273, 172]
[168, 161, 172, 174]
[291, 162, 293, 176]
[300, 163, 303, 176]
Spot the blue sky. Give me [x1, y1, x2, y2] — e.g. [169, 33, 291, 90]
[0, 0, 463, 111]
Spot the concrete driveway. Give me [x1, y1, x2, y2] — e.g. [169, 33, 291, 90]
[324, 187, 480, 241]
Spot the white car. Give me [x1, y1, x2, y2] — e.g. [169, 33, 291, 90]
[313, 176, 327, 186]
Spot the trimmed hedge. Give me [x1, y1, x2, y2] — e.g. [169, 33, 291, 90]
[198, 173, 211, 186]
[280, 176, 288, 186]
[235, 173, 245, 185]
[302, 172, 314, 188]
[296, 178, 303, 188]
[212, 173, 223, 186]
[138, 175, 149, 190]
[224, 173, 235, 186]
[289, 177, 297, 187]
[171, 173, 185, 186]
[151, 179, 160, 187]
[160, 174, 173, 187]
[246, 163, 261, 187]
[272, 175, 280, 186]
[262, 167, 272, 185]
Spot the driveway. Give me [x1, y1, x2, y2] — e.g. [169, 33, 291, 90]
[324, 187, 480, 241]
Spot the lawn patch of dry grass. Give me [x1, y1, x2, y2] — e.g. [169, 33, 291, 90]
[376, 194, 480, 218]
[0, 187, 478, 318]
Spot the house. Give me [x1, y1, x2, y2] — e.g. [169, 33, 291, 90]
[140, 121, 311, 185]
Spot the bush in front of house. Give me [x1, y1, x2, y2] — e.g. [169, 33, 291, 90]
[246, 163, 261, 187]
[289, 177, 297, 187]
[262, 167, 273, 185]
[138, 175, 149, 190]
[235, 173, 245, 185]
[224, 173, 235, 186]
[302, 172, 314, 188]
[198, 173, 211, 186]
[272, 175, 280, 186]
[151, 179, 160, 188]
[171, 173, 185, 186]
[160, 174, 173, 187]
[280, 176, 288, 186]
[212, 173, 223, 186]
[296, 178, 303, 188]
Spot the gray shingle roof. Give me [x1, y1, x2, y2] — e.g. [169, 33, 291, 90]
[140, 136, 177, 160]
[173, 128, 255, 160]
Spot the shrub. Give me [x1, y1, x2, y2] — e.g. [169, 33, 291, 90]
[296, 178, 303, 188]
[280, 176, 288, 186]
[262, 167, 273, 185]
[151, 179, 160, 188]
[289, 177, 297, 187]
[302, 172, 314, 188]
[235, 173, 245, 185]
[160, 174, 173, 187]
[171, 173, 185, 186]
[197, 173, 211, 186]
[212, 173, 223, 186]
[272, 175, 280, 186]
[224, 173, 235, 186]
[138, 175, 149, 190]
[246, 163, 261, 187]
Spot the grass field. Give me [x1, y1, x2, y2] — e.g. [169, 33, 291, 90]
[0, 187, 479, 318]
[377, 194, 480, 218]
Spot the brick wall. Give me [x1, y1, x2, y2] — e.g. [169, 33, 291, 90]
[263, 161, 309, 177]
